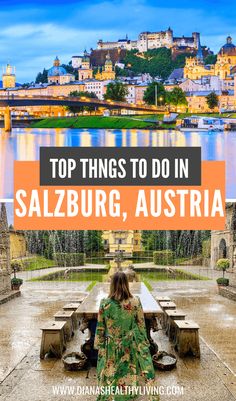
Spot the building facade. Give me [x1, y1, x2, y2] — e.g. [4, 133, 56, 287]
[95, 53, 116, 80]
[78, 51, 93, 81]
[134, 84, 148, 104]
[48, 57, 75, 85]
[184, 36, 236, 80]
[211, 203, 236, 269]
[2, 64, 16, 89]
[84, 79, 108, 99]
[71, 55, 83, 69]
[10, 231, 27, 260]
[103, 230, 142, 255]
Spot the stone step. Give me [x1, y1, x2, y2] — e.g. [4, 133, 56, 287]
[0, 291, 21, 305]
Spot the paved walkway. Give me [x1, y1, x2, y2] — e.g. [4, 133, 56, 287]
[0, 269, 236, 401]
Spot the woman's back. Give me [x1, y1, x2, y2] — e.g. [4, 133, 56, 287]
[94, 272, 155, 401]
[99, 296, 140, 336]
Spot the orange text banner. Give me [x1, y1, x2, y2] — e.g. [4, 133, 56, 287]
[14, 161, 225, 230]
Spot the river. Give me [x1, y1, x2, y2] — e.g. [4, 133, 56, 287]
[0, 127, 235, 198]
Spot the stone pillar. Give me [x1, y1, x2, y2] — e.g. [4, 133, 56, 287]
[4, 106, 12, 132]
[0, 203, 11, 294]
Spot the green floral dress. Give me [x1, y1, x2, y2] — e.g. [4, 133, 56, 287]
[94, 296, 155, 401]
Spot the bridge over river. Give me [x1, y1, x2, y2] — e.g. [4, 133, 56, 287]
[0, 95, 163, 131]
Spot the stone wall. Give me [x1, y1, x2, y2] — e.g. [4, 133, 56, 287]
[211, 230, 232, 268]
[10, 232, 27, 260]
[218, 286, 236, 302]
[0, 271, 11, 295]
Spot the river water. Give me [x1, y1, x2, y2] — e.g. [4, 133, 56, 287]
[0, 127, 235, 198]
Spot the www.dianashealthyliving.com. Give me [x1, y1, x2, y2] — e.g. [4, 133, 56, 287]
[52, 384, 184, 397]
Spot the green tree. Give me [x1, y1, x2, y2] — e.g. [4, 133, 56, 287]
[141, 230, 210, 257]
[216, 258, 230, 278]
[69, 90, 97, 99]
[35, 68, 48, 84]
[67, 91, 98, 114]
[143, 82, 166, 106]
[104, 81, 128, 102]
[204, 54, 217, 65]
[166, 87, 188, 111]
[85, 231, 104, 254]
[115, 66, 132, 78]
[206, 91, 219, 110]
[123, 48, 189, 79]
[25, 230, 87, 256]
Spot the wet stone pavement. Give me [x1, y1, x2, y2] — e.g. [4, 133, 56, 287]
[0, 270, 236, 401]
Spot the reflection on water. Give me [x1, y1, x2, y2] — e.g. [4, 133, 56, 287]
[0, 127, 235, 198]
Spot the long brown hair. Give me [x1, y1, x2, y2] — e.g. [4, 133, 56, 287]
[109, 271, 133, 302]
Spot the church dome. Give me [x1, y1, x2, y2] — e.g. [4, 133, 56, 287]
[219, 36, 236, 56]
[48, 56, 67, 77]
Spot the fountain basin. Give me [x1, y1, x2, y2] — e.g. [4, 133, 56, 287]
[62, 352, 87, 371]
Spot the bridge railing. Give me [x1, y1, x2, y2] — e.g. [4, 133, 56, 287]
[0, 94, 166, 111]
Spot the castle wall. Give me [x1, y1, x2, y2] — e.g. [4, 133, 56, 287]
[97, 30, 199, 52]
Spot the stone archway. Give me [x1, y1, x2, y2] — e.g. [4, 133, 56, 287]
[219, 238, 227, 259]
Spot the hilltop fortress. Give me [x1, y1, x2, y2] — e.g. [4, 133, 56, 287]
[97, 28, 200, 52]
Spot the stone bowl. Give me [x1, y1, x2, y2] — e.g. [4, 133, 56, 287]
[62, 352, 88, 371]
[152, 351, 177, 371]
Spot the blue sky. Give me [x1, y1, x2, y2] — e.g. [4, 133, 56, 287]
[0, 0, 235, 82]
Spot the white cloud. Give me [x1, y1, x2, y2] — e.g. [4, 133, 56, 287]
[0, 1, 235, 81]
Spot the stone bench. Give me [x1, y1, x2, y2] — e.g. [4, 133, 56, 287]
[159, 301, 176, 328]
[63, 303, 81, 328]
[155, 296, 171, 303]
[159, 301, 176, 310]
[165, 309, 186, 341]
[40, 321, 66, 359]
[69, 295, 86, 304]
[174, 320, 200, 358]
[54, 310, 75, 341]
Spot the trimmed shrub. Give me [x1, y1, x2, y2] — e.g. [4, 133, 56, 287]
[53, 253, 85, 267]
[11, 260, 23, 271]
[153, 250, 175, 265]
[132, 251, 153, 258]
[216, 258, 230, 277]
[11, 277, 23, 286]
[216, 277, 229, 286]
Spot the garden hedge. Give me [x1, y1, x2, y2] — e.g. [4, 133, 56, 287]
[153, 250, 175, 265]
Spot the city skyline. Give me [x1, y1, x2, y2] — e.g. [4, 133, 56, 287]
[0, 0, 235, 82]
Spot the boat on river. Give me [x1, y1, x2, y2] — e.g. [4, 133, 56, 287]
[179, 116, 225, 132]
